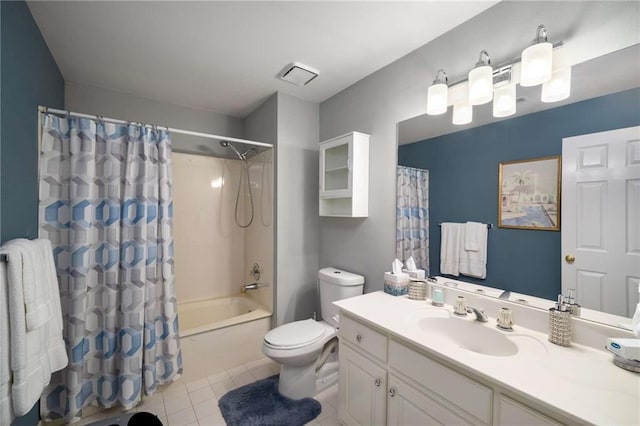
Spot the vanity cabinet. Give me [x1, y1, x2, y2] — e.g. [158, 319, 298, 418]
[338, 313, 566, 426]
[319, 131, 369, 217]
[339, 314, 491, 426]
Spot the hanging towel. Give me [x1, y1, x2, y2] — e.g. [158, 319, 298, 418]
[440, 223, 462, 276]
[1, 239, 67, 417]
[459, 224, 488, 279]
[464, 221, 486, 252]
[0, 261, 14, 425]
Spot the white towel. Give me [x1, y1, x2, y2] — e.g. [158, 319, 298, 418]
[1, 239, 67, 417]
[440, 223, 462, 276]
[459, 224, 488, 279]
[0, 261, 14, 425]
[464, 221, 486, 252]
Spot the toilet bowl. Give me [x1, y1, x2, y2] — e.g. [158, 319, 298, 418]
[262, 267, 364, 399]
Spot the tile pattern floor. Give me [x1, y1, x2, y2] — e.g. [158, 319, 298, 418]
[74, 357, 340, 426]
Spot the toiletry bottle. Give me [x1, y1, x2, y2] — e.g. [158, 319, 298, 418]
[548, 294, 571, 346]
[632, 284, 640, 338]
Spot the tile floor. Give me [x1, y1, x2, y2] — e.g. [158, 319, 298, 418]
[74, 357, 340, 426]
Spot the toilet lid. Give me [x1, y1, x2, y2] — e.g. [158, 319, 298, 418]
[264, 319, 327, 349]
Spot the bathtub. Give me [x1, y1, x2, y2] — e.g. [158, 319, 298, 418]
[179, 296, 271, 337]
[177, 296, 272, 382]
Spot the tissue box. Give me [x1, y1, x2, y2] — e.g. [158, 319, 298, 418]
[384, 272, 410, 296]
[402, 269, 426, 280]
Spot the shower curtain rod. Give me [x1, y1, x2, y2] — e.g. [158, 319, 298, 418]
[39, 106, 274, 148]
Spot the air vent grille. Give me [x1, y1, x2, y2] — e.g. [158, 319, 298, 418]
[279, 62, 319, 86]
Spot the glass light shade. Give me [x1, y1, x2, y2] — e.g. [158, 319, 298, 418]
[452, 102, 473, 125]
[468, 65, 493, 105]
[520, 42, 552, 87]
[541, 67, 571, 103]
[427, 83, 448, 115]
[493, 83, 516, 118]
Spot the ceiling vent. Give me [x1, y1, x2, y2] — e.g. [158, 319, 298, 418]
[279, 62, 319, 86]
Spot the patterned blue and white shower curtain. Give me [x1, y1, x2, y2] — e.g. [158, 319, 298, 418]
[38, 114, 182, 422]
[396, 166, 429, 272]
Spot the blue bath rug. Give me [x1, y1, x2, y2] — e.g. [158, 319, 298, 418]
[218, 375, 321, 426]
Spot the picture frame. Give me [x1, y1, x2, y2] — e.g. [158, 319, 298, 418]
[498, 155, 561, 231]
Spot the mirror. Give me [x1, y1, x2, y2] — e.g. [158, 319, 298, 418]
[396, 45, 640, 329]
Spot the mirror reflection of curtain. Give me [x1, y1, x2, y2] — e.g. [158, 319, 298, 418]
[396, 166, 429, 272]
[38, 114, 182, 421]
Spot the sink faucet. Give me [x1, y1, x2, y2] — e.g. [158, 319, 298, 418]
[241, 282, 259, 294]
[467, 306, 489, 322]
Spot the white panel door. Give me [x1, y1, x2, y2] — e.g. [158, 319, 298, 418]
[562, 126, 640, 316]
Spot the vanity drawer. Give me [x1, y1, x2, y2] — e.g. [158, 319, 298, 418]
[339, 314, 388, 362]
[389, 340, 492, 425]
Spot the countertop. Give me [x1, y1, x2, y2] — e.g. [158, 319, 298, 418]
[334, 291, 640, 425]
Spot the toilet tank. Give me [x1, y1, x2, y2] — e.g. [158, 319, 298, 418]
[319, 267, 364, 327]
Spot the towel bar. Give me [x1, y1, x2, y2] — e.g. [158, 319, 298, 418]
[438, 222, 493, 229]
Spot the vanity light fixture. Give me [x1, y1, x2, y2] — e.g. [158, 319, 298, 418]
[468, 50, 493, 105]
[427, 69, 449, 115]
[426, 24, 568, 126]
[520, 25, 553, 87]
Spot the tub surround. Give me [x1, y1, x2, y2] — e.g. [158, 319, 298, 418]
[335, 290, 639, 425]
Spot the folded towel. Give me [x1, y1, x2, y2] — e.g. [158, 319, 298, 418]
[440, 223, 462, 276]
[1, 239, 67, 417]
[464, 221, 486, 252]
[459, 224, 488, 279]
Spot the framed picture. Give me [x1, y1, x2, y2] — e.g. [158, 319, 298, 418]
[498, 155, 561, 231]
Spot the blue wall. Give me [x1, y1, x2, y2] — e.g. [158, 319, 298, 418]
[1, 0, 65, 244]
[0, 1, 64, 424]
[398, 88, 640, 300]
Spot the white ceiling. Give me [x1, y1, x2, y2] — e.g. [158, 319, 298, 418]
[27, 1, 497, 118]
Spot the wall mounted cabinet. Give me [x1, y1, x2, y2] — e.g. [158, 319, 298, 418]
[319, 131, 369, 217]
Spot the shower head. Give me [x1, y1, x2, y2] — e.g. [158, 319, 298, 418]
[219, 140, 256, 161]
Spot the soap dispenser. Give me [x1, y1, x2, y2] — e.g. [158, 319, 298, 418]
[548, 295, 571, 347]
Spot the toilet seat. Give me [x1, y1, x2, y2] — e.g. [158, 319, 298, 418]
[264, 319, 328, 350]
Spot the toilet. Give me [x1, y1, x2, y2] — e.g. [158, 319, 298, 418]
[262, 267, 364, 399]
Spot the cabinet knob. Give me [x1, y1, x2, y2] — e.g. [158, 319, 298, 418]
[388, 388, 396, 397]
[355, 334, 362, 343]
[374, 379, 381, 387]
[565, 255, 576, 264]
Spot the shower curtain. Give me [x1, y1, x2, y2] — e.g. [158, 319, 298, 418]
[38, 114, 182, 421]
[396, 166, 429, 272]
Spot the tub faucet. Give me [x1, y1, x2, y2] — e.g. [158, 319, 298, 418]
[467, 306, 489, 322]
[241, 282, 259, 294]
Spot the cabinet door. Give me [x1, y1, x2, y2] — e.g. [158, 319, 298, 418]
[339, 343, 387, 426]
[498, 395, 564, 426]
[320, 135, 352, 198]
[387, 376, 473, 426]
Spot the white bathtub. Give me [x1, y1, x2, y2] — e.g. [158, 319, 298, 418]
[177, 296, 272, 382]
[179, 296, 271, 337]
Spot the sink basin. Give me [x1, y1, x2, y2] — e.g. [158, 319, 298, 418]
[418, 317, 518, 357]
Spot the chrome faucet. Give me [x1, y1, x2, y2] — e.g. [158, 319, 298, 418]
[241, 282, 259, 294]
[467, 306, 489, 322]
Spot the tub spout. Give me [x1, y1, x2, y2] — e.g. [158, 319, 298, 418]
[241, 282, 260, 294]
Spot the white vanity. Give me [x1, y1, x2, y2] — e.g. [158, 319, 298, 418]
[334, 288, 639, 425]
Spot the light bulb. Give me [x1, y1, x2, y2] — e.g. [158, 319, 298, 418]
[493, 83, 516, 117]
[541, 67, 571, 102]
[427, 83, 448, 115]
[452, 102, 472, 125]
[521, 42, 552, 86]
[468, 65, 493, 105]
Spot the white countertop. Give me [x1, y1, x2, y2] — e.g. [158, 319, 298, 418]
[335, 292, 640, 425]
